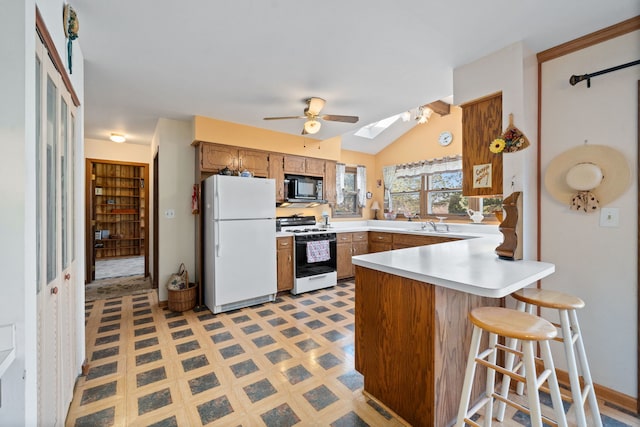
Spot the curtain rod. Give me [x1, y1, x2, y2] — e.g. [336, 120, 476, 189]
[569, 59, 640, 88]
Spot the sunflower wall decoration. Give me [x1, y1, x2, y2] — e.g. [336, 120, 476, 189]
[489, 113, 530, 154]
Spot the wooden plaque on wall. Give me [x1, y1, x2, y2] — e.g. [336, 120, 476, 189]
[461, 92, 503, 196]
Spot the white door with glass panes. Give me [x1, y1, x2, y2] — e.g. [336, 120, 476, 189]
[35, 32, 79, 426]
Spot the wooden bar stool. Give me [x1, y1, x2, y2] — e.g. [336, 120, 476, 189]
[455, 307, 567, 427]
[496, 288, 602, 427]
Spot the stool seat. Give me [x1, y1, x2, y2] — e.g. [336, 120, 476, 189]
[512, 288, 585, 310]
[470, 307, 557, 341]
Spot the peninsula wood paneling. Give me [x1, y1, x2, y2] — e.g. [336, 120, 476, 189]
[461, 92, 503, 196]
[355, 266, 501, 426]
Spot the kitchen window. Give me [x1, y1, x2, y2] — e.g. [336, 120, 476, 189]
[334, 164, 366, 217]
[385, 156, 501, 219]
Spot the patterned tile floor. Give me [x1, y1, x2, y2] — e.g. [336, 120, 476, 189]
[66, 282, 640, 427]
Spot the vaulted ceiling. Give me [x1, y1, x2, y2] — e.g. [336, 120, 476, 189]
[72, 0, 639, 154]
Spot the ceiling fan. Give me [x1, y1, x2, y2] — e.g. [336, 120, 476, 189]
[263, 97, 359, 135]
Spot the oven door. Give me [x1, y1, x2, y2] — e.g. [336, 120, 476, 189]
[294, 233, 337, 278]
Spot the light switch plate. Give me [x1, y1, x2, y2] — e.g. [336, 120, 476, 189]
[164, 209, 175, 219]
[599, 207, 619, 227]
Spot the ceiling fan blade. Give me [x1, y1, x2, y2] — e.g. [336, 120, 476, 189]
[263, 116, 306, 120]
[321, 114, 359, 123]
[306, 97, 326, 116]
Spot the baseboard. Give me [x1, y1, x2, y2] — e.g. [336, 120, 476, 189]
[555, 368, 638, 414]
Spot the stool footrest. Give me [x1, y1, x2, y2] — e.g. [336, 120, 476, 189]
[493, 393, 560, 427]
[476, 357, 526, 384]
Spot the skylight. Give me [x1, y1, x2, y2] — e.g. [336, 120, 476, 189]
[354, 114, 401, 139]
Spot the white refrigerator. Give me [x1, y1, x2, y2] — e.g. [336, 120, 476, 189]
[203, 175, 277, 313]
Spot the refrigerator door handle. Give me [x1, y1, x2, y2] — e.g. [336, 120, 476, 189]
[215, 219, 221, 257]
[215, 185, 221, 257]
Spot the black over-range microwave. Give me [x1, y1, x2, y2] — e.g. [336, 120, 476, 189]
[285, 174, 325, 203]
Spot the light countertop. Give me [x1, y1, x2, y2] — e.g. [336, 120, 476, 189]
[276, 219, 498, 240]
[351, 235, 554, 298]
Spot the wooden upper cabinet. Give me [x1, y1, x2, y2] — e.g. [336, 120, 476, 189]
[283, 155, 306, 174]
[201, 143, 237, 173]
[324, 160, 337, 205]
[284, 155, 325, 176]
[268, 153, 286, 202]
[305, 158, 325, 176]
[239, 149, 269, 177]
[199, 143, 269, 177]
[461, 92, 503, 196]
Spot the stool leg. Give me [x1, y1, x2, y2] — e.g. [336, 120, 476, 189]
[559, 308, 587, 427]
[516, 301, 533, 396]
[496, 300, 528, 421]
[483, 332, 498, 426]
[569, 308, 603, 427]
[455, 325, 483, 427]
[539, 339, 568, 427]
[522, 340, 544, 427]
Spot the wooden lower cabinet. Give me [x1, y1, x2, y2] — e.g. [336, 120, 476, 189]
[355, 266, 500, 427]
[392, 233, 459, 249]
[276, 237, 293, 292]
[337, 232, 369, 279]
[368, 231, 392, 253]
[337, 239, 353, 279]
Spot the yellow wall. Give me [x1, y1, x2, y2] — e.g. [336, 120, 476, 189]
[194, 116, 341, 160]
[194, 110, 463, 222]
[371, 106, 463, 205]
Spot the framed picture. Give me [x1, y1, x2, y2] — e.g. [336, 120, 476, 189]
[473, 164, 492, 188]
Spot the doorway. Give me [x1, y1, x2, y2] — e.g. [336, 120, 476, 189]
[85, 159, 150, 284]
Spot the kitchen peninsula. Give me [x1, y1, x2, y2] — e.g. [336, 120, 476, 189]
[351, 236, 555, 427]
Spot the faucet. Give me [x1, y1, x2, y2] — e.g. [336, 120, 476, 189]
[427, 220, 449, 233]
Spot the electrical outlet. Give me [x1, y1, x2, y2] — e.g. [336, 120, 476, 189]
[164, 209, 175, 219]
[599, 207, 619, 227]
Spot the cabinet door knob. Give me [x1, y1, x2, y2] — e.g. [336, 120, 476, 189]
[51, 286, 58, 295]
[65, 273, 71, 280]
[288, 255, 291, 262]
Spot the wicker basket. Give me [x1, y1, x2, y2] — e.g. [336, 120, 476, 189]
[168, 282, 197, 312]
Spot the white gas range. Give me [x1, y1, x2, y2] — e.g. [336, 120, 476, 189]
[277, 216, 337, 294]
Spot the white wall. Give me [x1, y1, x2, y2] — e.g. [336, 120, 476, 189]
[453, 41, 539, 260]
[0, 0, 85, 423]
[85, 138, 152, 164]
[0, 1, 36, 423]
[153, 119, 196, 301]
[540, 30, 640, 397]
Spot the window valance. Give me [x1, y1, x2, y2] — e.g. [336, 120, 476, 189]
[393, 155, 462, 178]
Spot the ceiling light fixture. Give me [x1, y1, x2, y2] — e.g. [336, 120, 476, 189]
[401, 111, 411, 122]
[110, 133, 126, 143]
[303, 119, 321, 134]
[415, 106, 433, 124]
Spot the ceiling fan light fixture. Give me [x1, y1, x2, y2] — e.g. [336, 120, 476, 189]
[304, 119, 321, 134]
[416, 106, 433, 124]
[306, 97, 326, 116]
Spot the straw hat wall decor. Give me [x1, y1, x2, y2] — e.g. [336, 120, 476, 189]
[544, 144, 630, 213]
